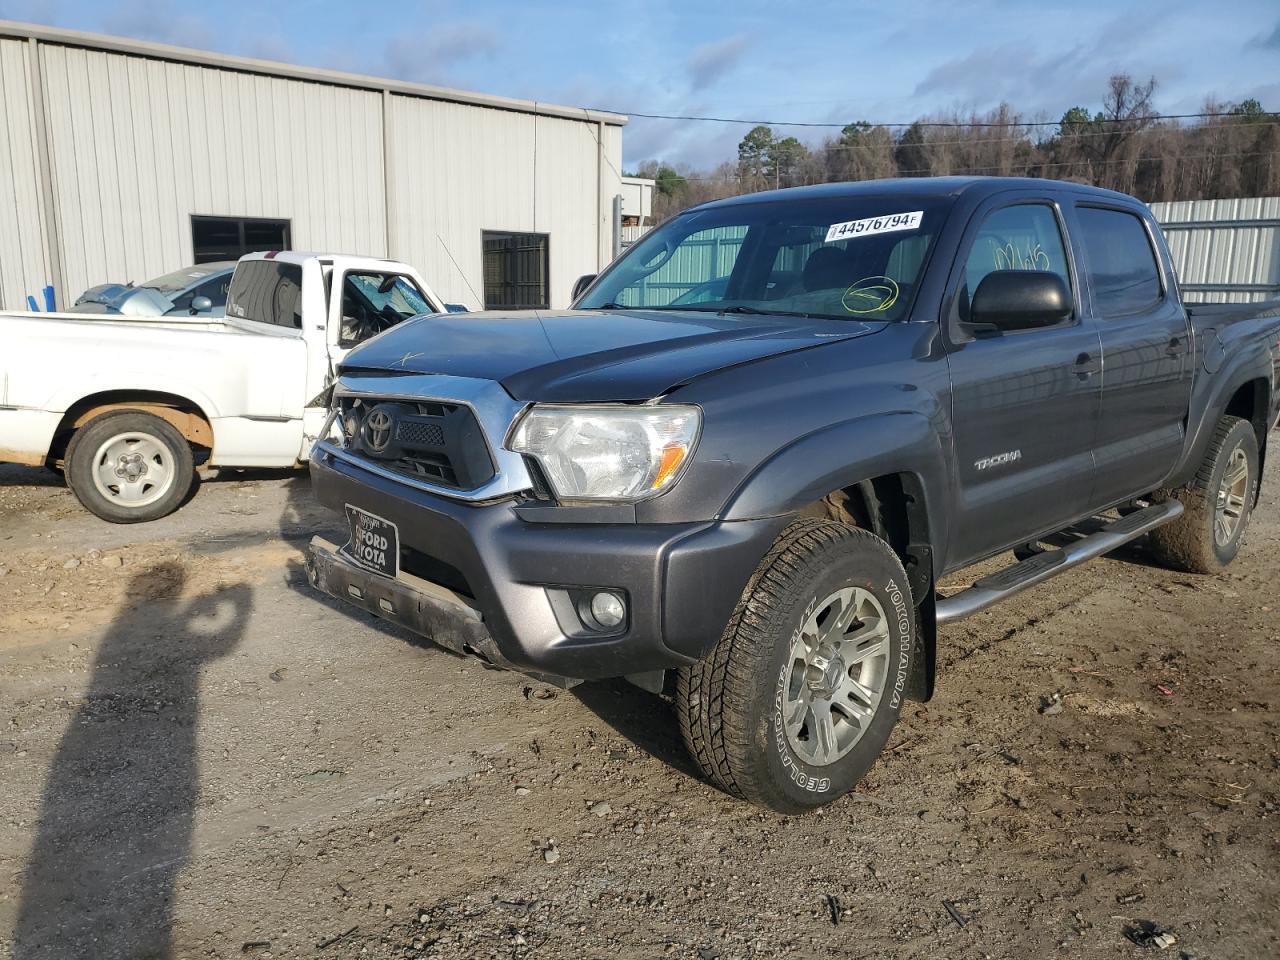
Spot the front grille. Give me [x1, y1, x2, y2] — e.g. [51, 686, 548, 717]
[336, 396, 496, 490]
[396, 420, 445, 447]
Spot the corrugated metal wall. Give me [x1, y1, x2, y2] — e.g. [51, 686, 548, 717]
[386, 97, 534, 308]
[1150, 197, 1280, 303]
[386, 104, 620, 308]
[0, 39, 51, 310]
[37, 44, 387, 306]
[0, 29, 623, 311]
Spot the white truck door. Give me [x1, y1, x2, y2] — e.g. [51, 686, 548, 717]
[299, 262, 444, 459]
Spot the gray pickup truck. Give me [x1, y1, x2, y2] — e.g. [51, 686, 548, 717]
[307, 177, 1280, 812]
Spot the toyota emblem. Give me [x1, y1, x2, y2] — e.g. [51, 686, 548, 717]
[364, 409, 394, 453]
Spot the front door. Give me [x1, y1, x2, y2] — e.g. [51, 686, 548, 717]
[943, 199, 1102, 568]
[301, 268, 441, 457]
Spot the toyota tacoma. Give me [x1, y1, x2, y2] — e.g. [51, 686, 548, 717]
[306, 177, 1280, 812]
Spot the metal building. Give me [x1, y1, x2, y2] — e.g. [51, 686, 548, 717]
[1150, 197, 1280, 303]
[0, 21, 626, 312]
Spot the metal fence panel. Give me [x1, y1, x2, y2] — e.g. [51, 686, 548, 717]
[1150, 197, 1280, 303]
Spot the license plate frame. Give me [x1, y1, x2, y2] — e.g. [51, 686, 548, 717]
[341, 505, 399, 578]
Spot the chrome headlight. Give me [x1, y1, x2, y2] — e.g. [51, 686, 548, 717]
[508, 404, 701, 502]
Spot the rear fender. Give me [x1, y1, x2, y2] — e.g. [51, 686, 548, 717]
[47, 377, 222, 422]
[1171, 348, 1272, 489]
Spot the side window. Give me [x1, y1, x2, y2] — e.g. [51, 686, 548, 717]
[616, 225, 747, 307]
[963, 204, 1072, 317]
[225, 261, 303, 329]
[198, 274, 231, 307]
[1075, 207, 1163, 314]
[339, 272, 433, 348]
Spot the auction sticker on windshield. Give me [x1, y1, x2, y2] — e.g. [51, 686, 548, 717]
[343, 505, 399, 578]
[825, 211, 923, 243]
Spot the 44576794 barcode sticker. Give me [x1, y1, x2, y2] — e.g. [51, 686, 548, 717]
[825, 210, 923, 243]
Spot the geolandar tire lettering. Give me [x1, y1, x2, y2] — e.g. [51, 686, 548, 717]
[678, 519, 915, 814]
[1148, 415, 1259, 574]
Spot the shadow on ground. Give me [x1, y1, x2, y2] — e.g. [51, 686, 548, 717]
[0, 464, 61, 488]
[573, 679, 702, 781]
[11, 563, 251, 958]
[275, 469, 706, 784]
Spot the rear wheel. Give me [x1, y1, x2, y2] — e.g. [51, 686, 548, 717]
[65, 411, 195, 523]
[677, 519, 914, 813]
[1148, 415, 1258, 573]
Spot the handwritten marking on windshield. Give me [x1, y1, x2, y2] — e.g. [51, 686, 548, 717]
[842, 276, 901, 314]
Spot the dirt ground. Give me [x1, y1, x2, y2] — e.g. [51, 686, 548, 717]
[0, 456, 1276, 960]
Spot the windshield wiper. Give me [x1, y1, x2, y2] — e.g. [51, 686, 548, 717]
[719, 305, 835, 320]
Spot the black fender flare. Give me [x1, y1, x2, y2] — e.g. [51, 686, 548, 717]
[720, 410, 951, 572]
[1171, 347, 1273, 489]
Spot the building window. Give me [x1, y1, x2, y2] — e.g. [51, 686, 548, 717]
[192, 216, 291, 264]
[482, 231, 549, 310]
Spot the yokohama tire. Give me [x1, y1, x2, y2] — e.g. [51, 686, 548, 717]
[1148, 415, 1258, 574]
[677, 519, 914, 813]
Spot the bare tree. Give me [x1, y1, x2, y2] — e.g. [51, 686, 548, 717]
[636, 73, 1276, 217]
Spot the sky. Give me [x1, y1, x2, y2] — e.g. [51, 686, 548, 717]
[2, 0, 1278, 169]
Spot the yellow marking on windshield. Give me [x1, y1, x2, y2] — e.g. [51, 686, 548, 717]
[842, 276, 900, 314]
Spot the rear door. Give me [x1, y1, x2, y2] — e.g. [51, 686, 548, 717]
[1070, 204, 1192, 504]
[942, 196, 1102, 567]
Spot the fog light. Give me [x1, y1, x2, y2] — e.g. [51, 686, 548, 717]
[589, 591, 626, 629]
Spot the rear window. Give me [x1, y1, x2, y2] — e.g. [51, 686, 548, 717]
[225, 261, 303, 329]
[1076, 207, 1163, 314]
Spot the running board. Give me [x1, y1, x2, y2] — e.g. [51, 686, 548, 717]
[935, 501, 1184, 625]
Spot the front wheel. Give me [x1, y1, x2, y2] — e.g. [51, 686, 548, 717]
[677, 519, 915, 813]
[65, 411, 195, 523]
[1148, 415, 1259, 573]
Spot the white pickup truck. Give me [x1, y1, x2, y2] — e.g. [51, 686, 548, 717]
[0, 252, 448, 522]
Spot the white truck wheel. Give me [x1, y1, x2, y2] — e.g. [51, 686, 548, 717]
[65, 411, 196, 523]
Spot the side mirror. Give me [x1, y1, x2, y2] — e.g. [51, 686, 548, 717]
[571, 274, 597, 303]
[969, 271, 1072, 332]
[190, 295, 213, 314]
[443, 303, 469, 314]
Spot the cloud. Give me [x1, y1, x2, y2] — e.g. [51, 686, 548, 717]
[0, 0, 62, 24]
[686, 33, 750, 92]
[102, 0, 213, 49]
[1257, 20, 1280, 49]
[913, 41, 1108, 115]
[383, 21, 501, 86]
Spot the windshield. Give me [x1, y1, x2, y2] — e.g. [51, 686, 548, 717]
[141, 265, 220, 294]
[345, 273, 432, 318]
[580, 196, 951, 321]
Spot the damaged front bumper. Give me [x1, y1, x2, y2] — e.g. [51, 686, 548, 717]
[306, 445, 786, 686]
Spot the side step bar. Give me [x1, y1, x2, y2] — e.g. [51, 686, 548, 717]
[935, 500, 1184, 625]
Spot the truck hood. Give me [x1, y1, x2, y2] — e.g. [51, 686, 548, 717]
[341, 308, 882, 402]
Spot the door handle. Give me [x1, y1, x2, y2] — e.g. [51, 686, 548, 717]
[1074, 352, 1101, 379]
[1166, 336, 1183, 357]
